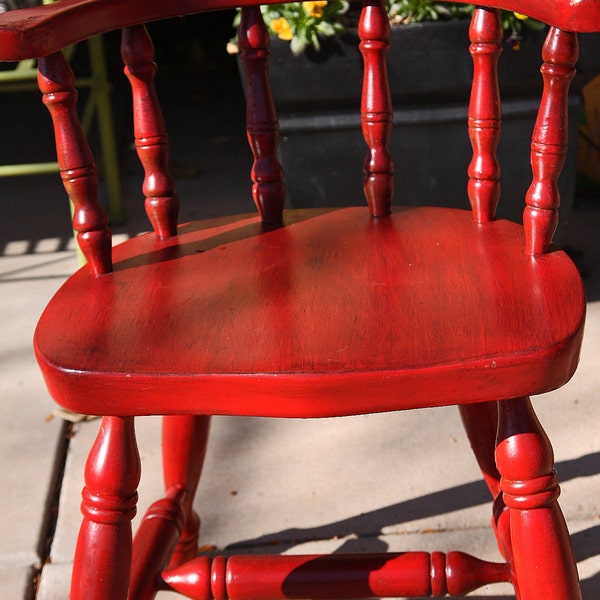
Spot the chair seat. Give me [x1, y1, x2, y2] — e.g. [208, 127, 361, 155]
[34, 206, 585, 418]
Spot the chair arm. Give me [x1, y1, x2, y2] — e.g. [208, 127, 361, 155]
[1, 0, 599, 62]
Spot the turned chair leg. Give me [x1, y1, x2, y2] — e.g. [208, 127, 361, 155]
[162, 415, 212, 567]
[496, 397, 581, 599]
[70, 417, 141, 600]
[459, 402, 512, 563]
[129, 416, 211, 599]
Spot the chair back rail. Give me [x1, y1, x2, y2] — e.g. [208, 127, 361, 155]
[0, 0, 599, 61]
[1, 0, 597, 272]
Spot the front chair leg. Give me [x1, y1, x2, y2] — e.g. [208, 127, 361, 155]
[496, 397, 581, 599]
[70, 416, 141, 600]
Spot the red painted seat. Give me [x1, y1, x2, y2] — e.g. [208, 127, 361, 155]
[36, 206, 584, 418]
[1, 0, 595, 597]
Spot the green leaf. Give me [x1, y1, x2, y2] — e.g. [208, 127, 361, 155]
[290, 35, 307, 55]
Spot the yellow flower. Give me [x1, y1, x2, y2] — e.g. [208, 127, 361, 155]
[303, 1, 328, 18]
[270, 17, 293, 40]
[513, 12, 528, 21]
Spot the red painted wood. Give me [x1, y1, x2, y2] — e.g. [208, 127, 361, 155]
[162, 415, 211, 568]
[459, 403, 501, 499]
[459, 403, 513, 564]
[161, 552, 511, 598]
[2, 0, 600, 63]
[34, 207, 585, 418]
[359, 0, 393, 217]
[467, 8, 502, 223]
[3, 1, 590, 597]
[123, 421, 211, 597]
[37, 52, 112, 275]
[122, 24, 179, 238]
[496, 397, 582, 599]
[524, 28, 578, 255]
[70, 417, 140, 600]
[238, 6, 285, 224]
[130, 486, 186, 599]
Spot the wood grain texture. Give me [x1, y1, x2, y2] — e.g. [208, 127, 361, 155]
[70, 417, 140, 600]
[38, 51, 112, 275]
[238, 6, 285, 224]
[1, 0, 600, 62]
[467, 8, 502, 223]
[524, 27, 578, 255]
[497, 397, 582, 598]
[5, 1, 589, 597]
[161, 552, 511, 598]
[122, 24, 179, 238]
[34, 207, 585, 417]
[359, 0, 394, 216]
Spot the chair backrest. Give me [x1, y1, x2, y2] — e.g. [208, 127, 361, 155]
[1, 0, 599, 274]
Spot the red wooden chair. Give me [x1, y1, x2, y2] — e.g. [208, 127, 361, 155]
[0, 0, 595, 597]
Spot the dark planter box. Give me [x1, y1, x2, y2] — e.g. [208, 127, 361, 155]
[259, 21, 593, 223]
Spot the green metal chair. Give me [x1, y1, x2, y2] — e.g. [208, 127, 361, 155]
[0, 1, 124, 223]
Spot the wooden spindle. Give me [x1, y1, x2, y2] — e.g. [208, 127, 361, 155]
[238, 6, 285, 225]
[38, 52, 112, 275]
[496, 397, 581, 598]
[70, 417, 140, 600]
[524, 28, 578, 255]
[468, 8, 502, 223]
[161, 551, 511, 598]
[122, 25, 179, 238]
[359, 0, 393, 217]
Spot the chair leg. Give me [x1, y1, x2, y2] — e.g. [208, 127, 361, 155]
[128, 416, 210, 599]
[459, 402, 512, 563]
[459, 402, 501, 497]
[496, 397, 581, 599]
[70, 417, 141, 600]
[162, 415, 211, 568]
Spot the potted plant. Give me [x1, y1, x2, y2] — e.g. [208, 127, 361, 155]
[230, 2, 587, 222]
[249, 1, 533, 56]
